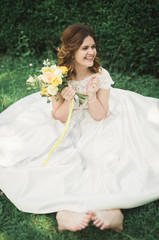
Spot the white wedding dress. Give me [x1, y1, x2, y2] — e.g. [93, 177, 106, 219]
[0, 68, 159, 214]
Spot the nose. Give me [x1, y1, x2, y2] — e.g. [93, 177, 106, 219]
[88, 47, 94, 55]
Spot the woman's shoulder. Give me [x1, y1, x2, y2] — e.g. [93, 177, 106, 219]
[97, 67, 111, 77]
[96, 67, 114, 89]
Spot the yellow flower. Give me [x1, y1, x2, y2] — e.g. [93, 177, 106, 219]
[52, 78, 59, 87]
[58, 76, 62, 84]
[41, 67, 49, 73]
[52, 76, 62, 87]
[50, 69, 55, 73]
[59, 66, 68, 74]
[40, 88, 48, 95]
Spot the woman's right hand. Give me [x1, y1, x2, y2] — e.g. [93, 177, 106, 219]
[61, 85, 76, 102]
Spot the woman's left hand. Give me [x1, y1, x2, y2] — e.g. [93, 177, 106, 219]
[86, 76, 100, 96]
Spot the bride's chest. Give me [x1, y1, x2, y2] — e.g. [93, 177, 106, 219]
[68, 78, 90, 94]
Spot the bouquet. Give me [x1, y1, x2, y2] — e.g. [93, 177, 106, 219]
[26, 59, 87, 104]
[26, 59, 87, 167]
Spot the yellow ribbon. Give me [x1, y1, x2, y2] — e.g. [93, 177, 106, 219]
[41, 98, 74, 167]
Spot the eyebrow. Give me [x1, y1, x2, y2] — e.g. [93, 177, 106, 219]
[82, 44, 96, 48]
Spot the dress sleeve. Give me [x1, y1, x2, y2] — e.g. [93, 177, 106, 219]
[98, 68, 114, 89]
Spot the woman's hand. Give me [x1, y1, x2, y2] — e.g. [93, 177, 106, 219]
[86, 76, 100, 97]
[61, 85, 76, 102]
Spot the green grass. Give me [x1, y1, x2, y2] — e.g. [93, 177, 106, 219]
[0, 55, 159, 240]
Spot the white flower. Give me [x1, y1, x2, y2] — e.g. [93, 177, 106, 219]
[41, 67, 49, 73]
[29, 63, 33, 67]
[27, 76, 34, 83]
[46, 85, 58, 95]
[53, 68, 62, 78]
[43, 59, 50, 66]
[49, 64, 58, 71]
[37, 75, 43, 80]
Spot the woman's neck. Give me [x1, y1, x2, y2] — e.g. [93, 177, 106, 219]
[74, 66, 91, 81]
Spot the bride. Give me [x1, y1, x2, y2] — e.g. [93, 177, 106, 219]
[0, 24, 159, 233]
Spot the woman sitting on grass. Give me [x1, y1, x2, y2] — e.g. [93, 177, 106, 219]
[0, 23, 159, 233]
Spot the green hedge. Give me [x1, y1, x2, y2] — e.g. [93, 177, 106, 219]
[1, 0, 159, 76]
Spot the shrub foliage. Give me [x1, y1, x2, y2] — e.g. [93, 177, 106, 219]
[0, 0, 159, 76]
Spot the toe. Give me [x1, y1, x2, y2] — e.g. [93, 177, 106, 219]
[96, 221, 103, 228]
[82, 220, 89, 226]
[93, 219, 100, 225]
[100, 225, 105, 230]
[83, 219, 89, 225]
[81, 223, 88, 229]
[85, 214, 92, 220]
[100, 222, 111, 230]
[92, 216, 96, 221]
[80, 225, 85, 230]
[99, 218, 111, 230]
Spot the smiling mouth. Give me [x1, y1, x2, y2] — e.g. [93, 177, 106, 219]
[85, 56, 94, 60]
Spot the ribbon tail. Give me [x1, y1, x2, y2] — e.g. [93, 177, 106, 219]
[41, 98, 74, 167]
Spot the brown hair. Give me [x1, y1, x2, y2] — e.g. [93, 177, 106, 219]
[57, 24, 101, 79]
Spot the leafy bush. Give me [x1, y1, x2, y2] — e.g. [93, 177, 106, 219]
[0, 0, 159, 76]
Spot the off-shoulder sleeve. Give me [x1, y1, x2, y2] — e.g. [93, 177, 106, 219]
[98, 68, 114, 89]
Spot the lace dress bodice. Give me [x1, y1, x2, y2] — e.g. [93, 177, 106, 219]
[68, 68, 114, 109]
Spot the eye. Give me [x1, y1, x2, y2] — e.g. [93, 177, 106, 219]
[92, 45, 96, 49]
[82, 46, 88, 50]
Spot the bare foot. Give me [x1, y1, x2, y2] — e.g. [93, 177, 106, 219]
[90, 209, 124, 232]
[56, 210, 92, 232]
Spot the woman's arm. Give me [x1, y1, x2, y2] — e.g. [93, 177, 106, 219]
[52, 86, 76, 123]
[86, 76, 110, 121]
[87, 89, 110, 121]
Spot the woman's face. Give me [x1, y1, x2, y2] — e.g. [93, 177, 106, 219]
[74, 36, 97, 69]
